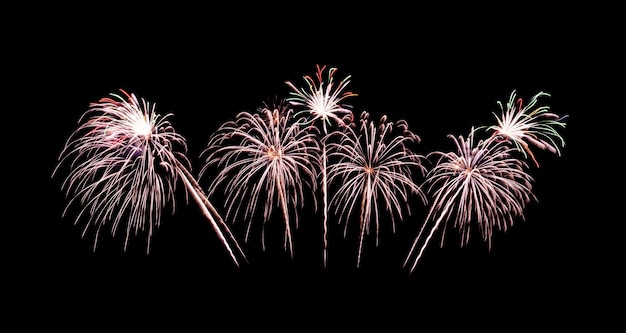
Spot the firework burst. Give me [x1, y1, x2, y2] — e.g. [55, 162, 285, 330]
[200, 99, 321, 259]
[403, 128, 535, 274]
[327, 111, 428, 267]
[485, 90, 567, 167]
[285, 64, 357, 131]
[53, 89, 246, 266]
[285, 64, 357, 266]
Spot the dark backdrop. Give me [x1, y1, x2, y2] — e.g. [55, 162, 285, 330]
[7, 3, 617, 330]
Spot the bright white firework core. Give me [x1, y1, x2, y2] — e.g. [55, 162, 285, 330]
[133, 114, 153, 139]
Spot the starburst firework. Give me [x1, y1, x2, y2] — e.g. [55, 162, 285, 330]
[53, 89, 246, 266]
[403, 128, 535, 274]
[485, 90, 567, 167]
[285, 64, 357, 266]
[200, 100, 321, 259]
[327, 111, 427, 267]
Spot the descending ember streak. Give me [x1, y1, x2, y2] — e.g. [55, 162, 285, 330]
[327, 111, 427, 267]
[200, 100, 321, 259]
[53, 89, 246, 266]
[286, 64, 357, 266]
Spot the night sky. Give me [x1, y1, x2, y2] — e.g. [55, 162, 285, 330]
[8, 3, 616, 329]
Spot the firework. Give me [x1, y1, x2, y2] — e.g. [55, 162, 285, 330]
[53, 89, 246, 266]
[285, 64, 357, 266]
[403, 128, 535, 274]
[326, 111, 427, 267]
[200, 100, 321, 259]
[484, 90, 567, 167]
[285, 64, 357, 131]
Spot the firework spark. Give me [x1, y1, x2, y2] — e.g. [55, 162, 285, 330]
[485, 90, 567, 168]
[403, 128, 535, 274]
[326, 111, 427, 267]
[285, 64, 357, 266]
[200, 100, 321, 259]
[53, 89, 246, 266]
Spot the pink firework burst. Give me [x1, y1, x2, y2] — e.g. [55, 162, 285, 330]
[404, 127, 535, 274]
[200, 99, 322, 259]
[327, 111, 428, 268]
[53, 89, 246, 266]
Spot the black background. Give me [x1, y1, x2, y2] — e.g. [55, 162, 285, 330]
[7, 3, 618, 329]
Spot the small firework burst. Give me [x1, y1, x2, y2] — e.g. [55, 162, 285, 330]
[485, 90, 568, 167]
[285, 64, 357, 266]
[327, 111, 427, 267]
[404, 128, 535, 274]
[200, 99, 321, 259]
[53, 89, 246, 266]
[285, 64, 357, 132]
